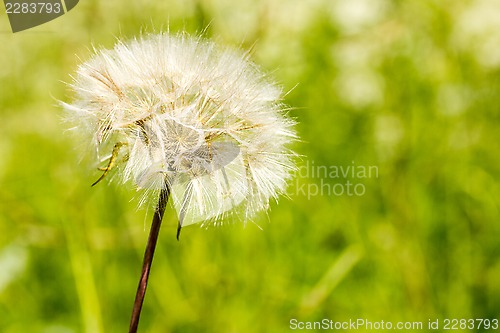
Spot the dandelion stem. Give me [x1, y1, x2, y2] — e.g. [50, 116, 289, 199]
[129, 182, 170, 333]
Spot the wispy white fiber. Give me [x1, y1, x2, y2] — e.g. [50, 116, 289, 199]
[64, 32, 297, 227]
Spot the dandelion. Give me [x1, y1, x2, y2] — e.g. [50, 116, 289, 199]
[63, 32, 297, 332]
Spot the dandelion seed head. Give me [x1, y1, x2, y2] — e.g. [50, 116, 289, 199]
[64, 32, 297, 227]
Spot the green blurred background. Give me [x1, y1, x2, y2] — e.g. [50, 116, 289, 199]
[1, 0, 499, 332]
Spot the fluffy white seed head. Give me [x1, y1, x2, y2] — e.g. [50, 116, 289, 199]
[64, 32, 297, 227]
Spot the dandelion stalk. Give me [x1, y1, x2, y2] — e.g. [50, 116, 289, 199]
[129, 180, 170, 333]
[64, 32, 298, 332]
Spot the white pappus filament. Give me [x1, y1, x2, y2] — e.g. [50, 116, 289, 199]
[64, 32, 298, 229]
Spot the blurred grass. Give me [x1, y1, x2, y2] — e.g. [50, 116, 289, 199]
[1, 0, 500, 332]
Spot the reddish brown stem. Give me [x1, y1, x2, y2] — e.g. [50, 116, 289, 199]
[129, 184, 170, 333]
